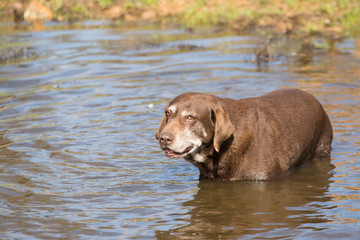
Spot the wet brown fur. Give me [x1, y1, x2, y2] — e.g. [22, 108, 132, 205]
[156, 89, 333, 181]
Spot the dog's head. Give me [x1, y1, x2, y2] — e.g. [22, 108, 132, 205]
[156, 93, 235, 162]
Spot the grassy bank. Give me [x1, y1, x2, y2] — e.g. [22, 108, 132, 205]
[1, 0, 360, 37]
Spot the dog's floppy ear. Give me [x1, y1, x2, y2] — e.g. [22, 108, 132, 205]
[212, 106, 235, 152]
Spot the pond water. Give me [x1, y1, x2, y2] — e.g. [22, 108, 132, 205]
[0, 22, 359, 239]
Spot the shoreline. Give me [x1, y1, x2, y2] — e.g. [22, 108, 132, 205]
[1, 0, 359, 65]
[1, 0, 359, 38]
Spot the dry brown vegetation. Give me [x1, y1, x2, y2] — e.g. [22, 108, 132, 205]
[1, 0, 359, 37]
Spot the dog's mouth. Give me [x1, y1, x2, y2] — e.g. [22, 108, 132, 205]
[164, 146, 193, 157]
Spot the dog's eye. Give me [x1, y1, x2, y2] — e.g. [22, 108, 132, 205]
[186, 115, 196, 121]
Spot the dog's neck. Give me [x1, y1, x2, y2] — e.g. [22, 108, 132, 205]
[184, 137, 234, 180]
[184, 142, 220, 179]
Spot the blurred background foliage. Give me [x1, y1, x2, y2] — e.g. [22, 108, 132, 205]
[0, 0, 359, 36]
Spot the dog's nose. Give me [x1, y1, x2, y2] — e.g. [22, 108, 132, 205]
[160, 132, 173, 145]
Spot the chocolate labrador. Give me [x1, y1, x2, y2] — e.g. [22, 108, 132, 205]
[156, 89, 333, 181]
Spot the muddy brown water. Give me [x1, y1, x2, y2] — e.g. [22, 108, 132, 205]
[0, 22, 359, 239]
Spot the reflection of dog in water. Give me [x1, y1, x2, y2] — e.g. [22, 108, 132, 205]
[155, 159, 334, 239]
[156, 88, 333, 180]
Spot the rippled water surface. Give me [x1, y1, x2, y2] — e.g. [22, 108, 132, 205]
[1, 22, 359, 239]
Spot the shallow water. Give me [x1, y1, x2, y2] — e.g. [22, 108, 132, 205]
[0, 22, 359, 239]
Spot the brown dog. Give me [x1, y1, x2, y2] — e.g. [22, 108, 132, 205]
[156, 89, 333, 181]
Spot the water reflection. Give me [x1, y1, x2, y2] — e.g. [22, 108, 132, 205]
[0, 131, 119, 238]
[156, 159, 334, 239]
[0, 24, 359, 239]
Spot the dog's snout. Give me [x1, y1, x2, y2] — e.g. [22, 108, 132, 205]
[159, 132, 174, 145]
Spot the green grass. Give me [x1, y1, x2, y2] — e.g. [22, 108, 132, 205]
[342, 8, 360, 34]
[1, 0, 360, 36]
[96, 0, 113, 9]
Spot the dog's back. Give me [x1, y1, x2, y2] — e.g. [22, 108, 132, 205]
[227, 89, 333, 180]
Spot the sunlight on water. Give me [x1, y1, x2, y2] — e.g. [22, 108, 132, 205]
[0, 22, 359, 239]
